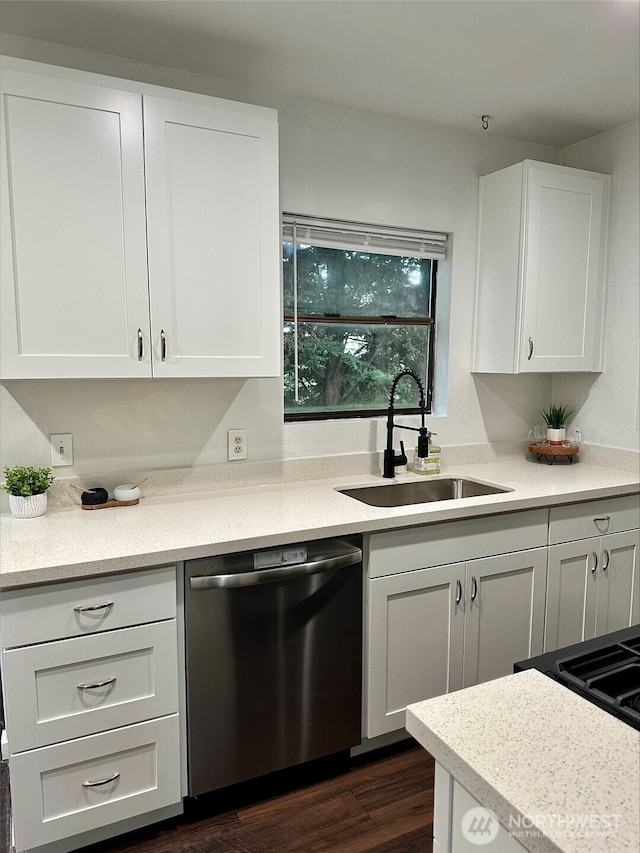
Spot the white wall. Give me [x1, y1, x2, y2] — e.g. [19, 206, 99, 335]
[555, 120, 640, 450]
[0, 34, 575, 477]
[278, 97, 556, 459]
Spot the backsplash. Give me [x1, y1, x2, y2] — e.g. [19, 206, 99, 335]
[27, 441, 638, 513]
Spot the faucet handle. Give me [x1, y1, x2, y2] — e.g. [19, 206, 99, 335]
[391, 442, 408, 474]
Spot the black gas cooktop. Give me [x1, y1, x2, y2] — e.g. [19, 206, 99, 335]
[515, 626, 640, 730]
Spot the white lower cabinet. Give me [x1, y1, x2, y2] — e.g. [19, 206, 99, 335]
[9, 715, 181, 852]
[365, 510, 548, 738]
[435, 764, 526, 853]
[367, 564, 465, 736]
[593, 530, 640, 636]
[461, 549, 547, 689]
[544, 495, 640, 651]
[3, 620, 179, 753]
[0, 565, 182, 853]
[0, 563, 177, 648]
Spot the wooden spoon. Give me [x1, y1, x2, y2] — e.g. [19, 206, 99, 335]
[68, 483, 96, 494]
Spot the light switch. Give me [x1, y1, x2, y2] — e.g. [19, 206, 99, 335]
[50, 433, 73, 467]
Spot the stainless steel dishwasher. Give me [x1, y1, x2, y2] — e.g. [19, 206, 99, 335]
[184, 535, 362, 796]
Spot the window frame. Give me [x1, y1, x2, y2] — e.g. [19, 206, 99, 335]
[282, 215, 443, 422]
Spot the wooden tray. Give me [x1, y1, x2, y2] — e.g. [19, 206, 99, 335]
[81, 499, 140, 510]
[529, 443, 580, 464]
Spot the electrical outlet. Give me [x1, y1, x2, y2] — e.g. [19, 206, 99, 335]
[50, 433, 73, 466]
[227, 429, 247, 461]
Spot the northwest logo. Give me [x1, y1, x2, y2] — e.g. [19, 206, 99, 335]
[462, 806, 500, 845]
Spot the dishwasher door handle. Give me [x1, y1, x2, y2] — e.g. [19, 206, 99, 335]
[189, 550, 361, 590]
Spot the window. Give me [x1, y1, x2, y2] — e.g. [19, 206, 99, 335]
[283, 214, 446, 421]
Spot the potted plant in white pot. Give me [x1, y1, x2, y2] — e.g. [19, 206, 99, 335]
[538, 404, 575, 446]
[2, 466, 54, 518]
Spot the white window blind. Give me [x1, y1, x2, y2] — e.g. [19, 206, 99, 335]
[282, 214, 448, 260]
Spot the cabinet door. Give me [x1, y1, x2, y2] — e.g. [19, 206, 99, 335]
[463, 549, 547, 688]
[545, 538, 599, 652]
[594, 529, 640, 638]
[367, 564, 464, 738]
[0, 69, 151, 378]
[521, 164, 608, 372]
[143, 96, 280, 377]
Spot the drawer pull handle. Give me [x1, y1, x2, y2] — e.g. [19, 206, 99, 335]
[82, 772, 120, 788]
[74, 601, 114, 613]
[455, 578, 463, 606]
[593, 515, 610, 524]
[591, 551, 598, 574]
[77, 676, 117, 691]
[602, 549, 610, 572]
[470, 575, 478, 602]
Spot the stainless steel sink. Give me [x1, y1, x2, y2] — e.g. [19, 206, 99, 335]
[338, 477, 511, 507]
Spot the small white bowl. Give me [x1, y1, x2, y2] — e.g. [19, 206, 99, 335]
[114, 484, 141, 502]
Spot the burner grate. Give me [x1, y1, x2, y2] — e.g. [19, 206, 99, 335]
[555, 639, 640, 728]
[516, 628, 640, 730]
[558, 646, 636, 681]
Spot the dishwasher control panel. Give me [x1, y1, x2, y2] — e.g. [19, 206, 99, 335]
[254, 547, 308, 570]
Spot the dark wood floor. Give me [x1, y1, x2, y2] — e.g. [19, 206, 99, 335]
[1, 742, 434, 853]
[0, 762, 9, 853]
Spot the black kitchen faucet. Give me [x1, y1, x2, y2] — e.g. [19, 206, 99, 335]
[383, 368, 431, 478]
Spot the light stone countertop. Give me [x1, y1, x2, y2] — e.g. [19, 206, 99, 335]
[1, 456, 638, 589]
[406, 669, 640, 853]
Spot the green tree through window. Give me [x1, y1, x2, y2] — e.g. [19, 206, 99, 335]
[283, 217, 442, 420]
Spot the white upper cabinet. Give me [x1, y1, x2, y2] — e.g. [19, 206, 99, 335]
[0, 68, 151, 378]
[0, 58, 281, 379]
[143, 96, 280, 377]
[472, 160, 610, 373]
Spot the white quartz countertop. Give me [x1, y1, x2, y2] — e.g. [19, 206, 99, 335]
[406, 669, 640, 853]
[1, 457, 638, 588]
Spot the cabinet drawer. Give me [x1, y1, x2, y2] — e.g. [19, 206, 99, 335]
[548, 494, 640, 545]
[3, 620, 179, 753]
[9, 714, 181, 852]
[0, 564, 176, 647]
[367, 509, 548, 577]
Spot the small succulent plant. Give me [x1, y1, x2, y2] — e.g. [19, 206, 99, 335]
[538, 404, 575, 429]
[1, 466, 55, 496]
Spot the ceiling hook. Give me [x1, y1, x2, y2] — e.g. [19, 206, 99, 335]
[481, 115, 490, 131]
